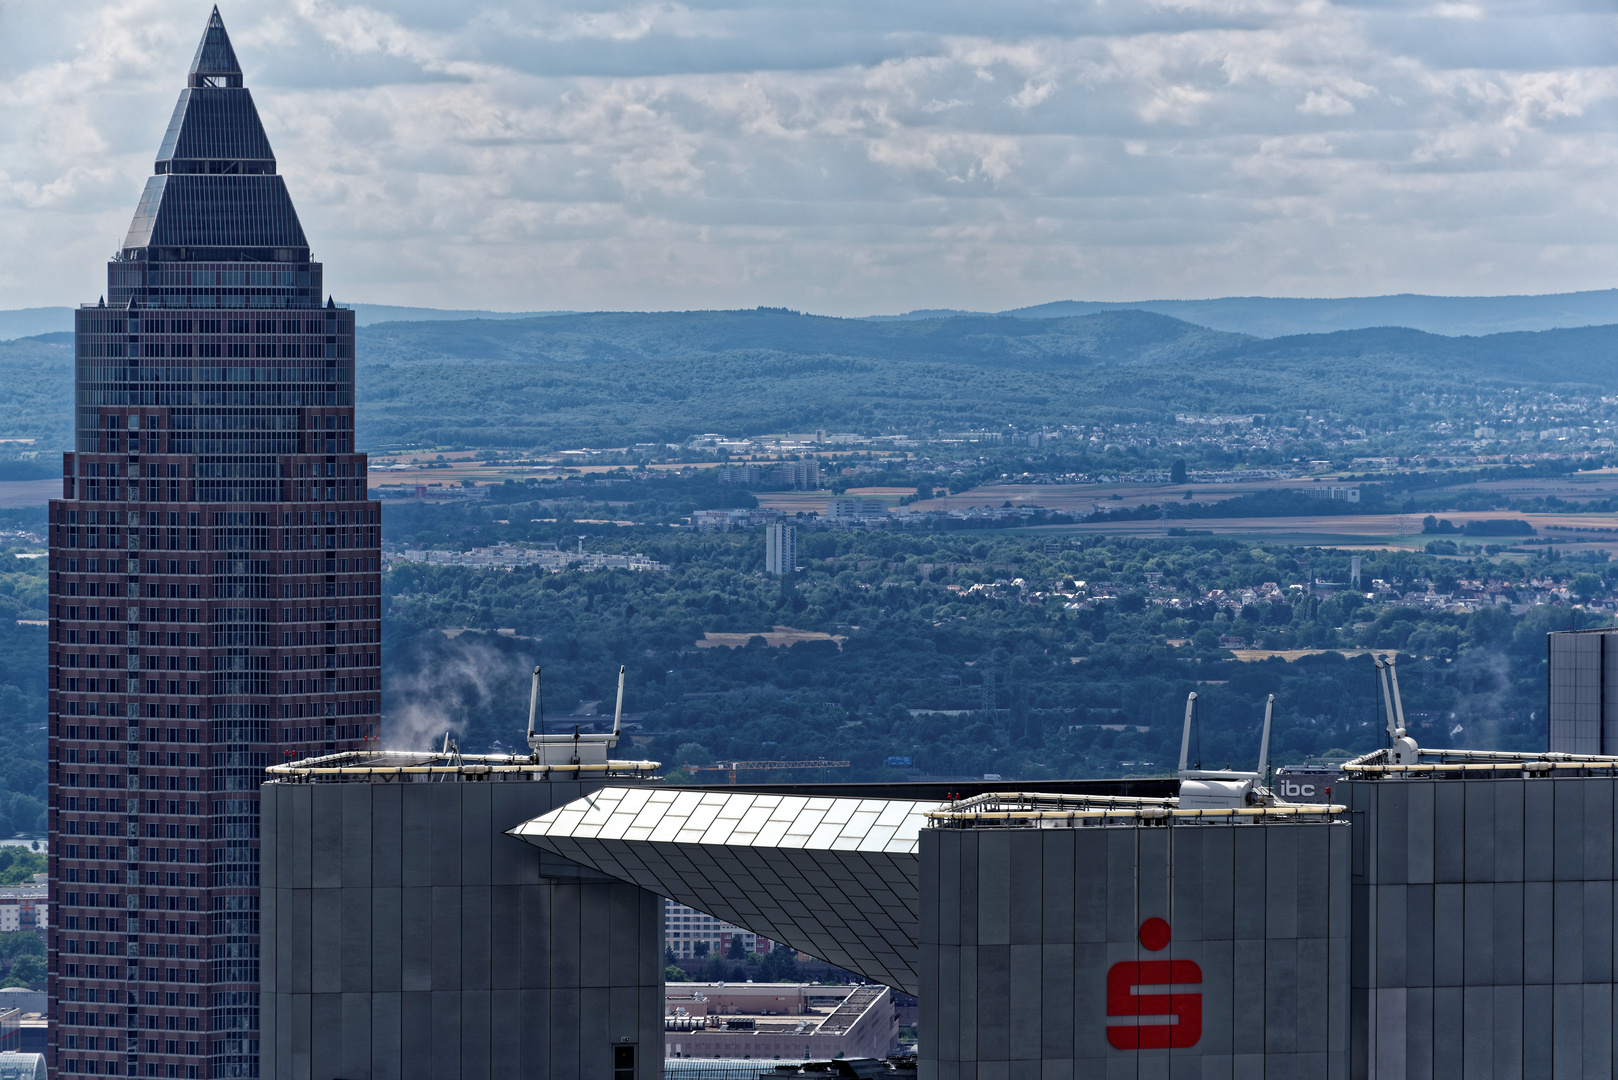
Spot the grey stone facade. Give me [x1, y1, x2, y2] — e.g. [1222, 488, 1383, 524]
[917, 820, 1351, 1080]
[1346, 771, 1618, 1078]
[260, 776, 664, 1080]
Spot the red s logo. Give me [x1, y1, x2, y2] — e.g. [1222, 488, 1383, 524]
[1106, 918, 1203, 1050]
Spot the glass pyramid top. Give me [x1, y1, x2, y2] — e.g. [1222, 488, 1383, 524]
[121, 6, 308, 255]
[189, 6, 243, 87]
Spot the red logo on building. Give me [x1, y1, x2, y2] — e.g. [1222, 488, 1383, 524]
[1105, 918, 1203, 1049]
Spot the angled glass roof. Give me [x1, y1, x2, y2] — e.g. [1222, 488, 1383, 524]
[510, 787, 936, 993]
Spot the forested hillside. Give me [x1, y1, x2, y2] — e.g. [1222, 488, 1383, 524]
[380, 498, 1582, 781]
[0, 532, 48, 836]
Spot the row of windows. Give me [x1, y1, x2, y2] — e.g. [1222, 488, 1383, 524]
[80, 345, 339, 360]
[61, 986, 203, 1004]
[58, 1043, 204, 1068]
[57, 798, 205, 818]
[54, 532, 381, 558]
[79, 318, 334, 334]
[61, 1009, 201, 1030]
[81, 410, 333, 431]
[59, 505, 372, 523]
[78, 391, 352, 408]
[53, 603, 380, 631]
[107, 268, 314, 288]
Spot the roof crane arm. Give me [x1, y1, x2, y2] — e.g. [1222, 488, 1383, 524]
[1375, 657, 1399, 742]
[610, 665, 626, 745]
[1177, 692, 1197, 776]
[1256, 694, 1275, 779]
[1387, 657, 1408, 738]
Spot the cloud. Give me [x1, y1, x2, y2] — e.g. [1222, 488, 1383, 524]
[0, 1, 1616, 314]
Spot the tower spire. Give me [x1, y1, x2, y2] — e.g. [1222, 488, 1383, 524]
[189, 6, 243, 88]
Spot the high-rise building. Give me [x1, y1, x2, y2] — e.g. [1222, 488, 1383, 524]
[765, 522, 795, 574]
[48, 10, 379, 1079]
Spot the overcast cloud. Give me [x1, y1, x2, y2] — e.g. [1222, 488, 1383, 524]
[1, 0, 1616, 314]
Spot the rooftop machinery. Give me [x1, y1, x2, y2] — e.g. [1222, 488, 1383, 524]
[1175, 690, 1280, 809]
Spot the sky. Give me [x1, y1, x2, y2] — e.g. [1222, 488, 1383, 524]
[0, 0, 1616, 316]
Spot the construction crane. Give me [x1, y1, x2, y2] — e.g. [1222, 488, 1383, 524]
[691, 760, 852, 784]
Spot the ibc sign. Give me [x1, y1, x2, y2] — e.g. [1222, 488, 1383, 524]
[1272, 768, 1337, 802]
[1105, 918, 1202, 1050]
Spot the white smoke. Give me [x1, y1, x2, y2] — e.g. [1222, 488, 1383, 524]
[381, 632, 537, 752]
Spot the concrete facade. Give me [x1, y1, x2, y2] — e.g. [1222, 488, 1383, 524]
[1345, 767, 1618, 1078]
[918, 820, 1350, 1080]
[260, 768, 664, 1080]
[1547, 629, 1618, 753]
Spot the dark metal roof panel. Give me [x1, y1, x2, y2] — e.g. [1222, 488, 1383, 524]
[122, 174, 308, 250]
[155, 88, 276, 164]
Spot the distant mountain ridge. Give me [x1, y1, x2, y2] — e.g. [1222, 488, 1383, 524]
[7, 288, 1618, 340]
[994, 290, 1618, 338]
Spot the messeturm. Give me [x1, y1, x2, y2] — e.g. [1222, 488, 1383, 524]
[49, 9, 381, 1077]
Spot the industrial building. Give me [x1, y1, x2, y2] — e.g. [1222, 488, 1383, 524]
[1343, 743, 1618, 1077]
[260, 669, 667, 1080]
[259, 656, 1618, 1078]
[664, 984, 895, 1062]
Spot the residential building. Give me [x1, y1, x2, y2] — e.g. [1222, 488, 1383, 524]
[717, 463, 819, 490]
[764, 524, 796, 575]
[664, 900, 766, 960]
[1295, 485, 1360, 502]
[0, 886, 44, 932]
[824, 499, 889, 528]
[692, 509, 785, 533]
[48, 12, 379, 1079]
[389, 545, 668, 573]
[772, 462, 820, 491]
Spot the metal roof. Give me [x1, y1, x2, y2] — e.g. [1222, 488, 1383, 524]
[511, 787, 934, 993]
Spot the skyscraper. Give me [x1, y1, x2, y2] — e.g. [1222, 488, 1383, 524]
[48, 10, 380, 1078]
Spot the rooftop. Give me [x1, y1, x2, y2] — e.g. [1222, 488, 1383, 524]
[1344, 746, 1618, 777]
[924, 790, 1345, 828]
[666, 984, 888, 1041]
[264, 748, 660, 783]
